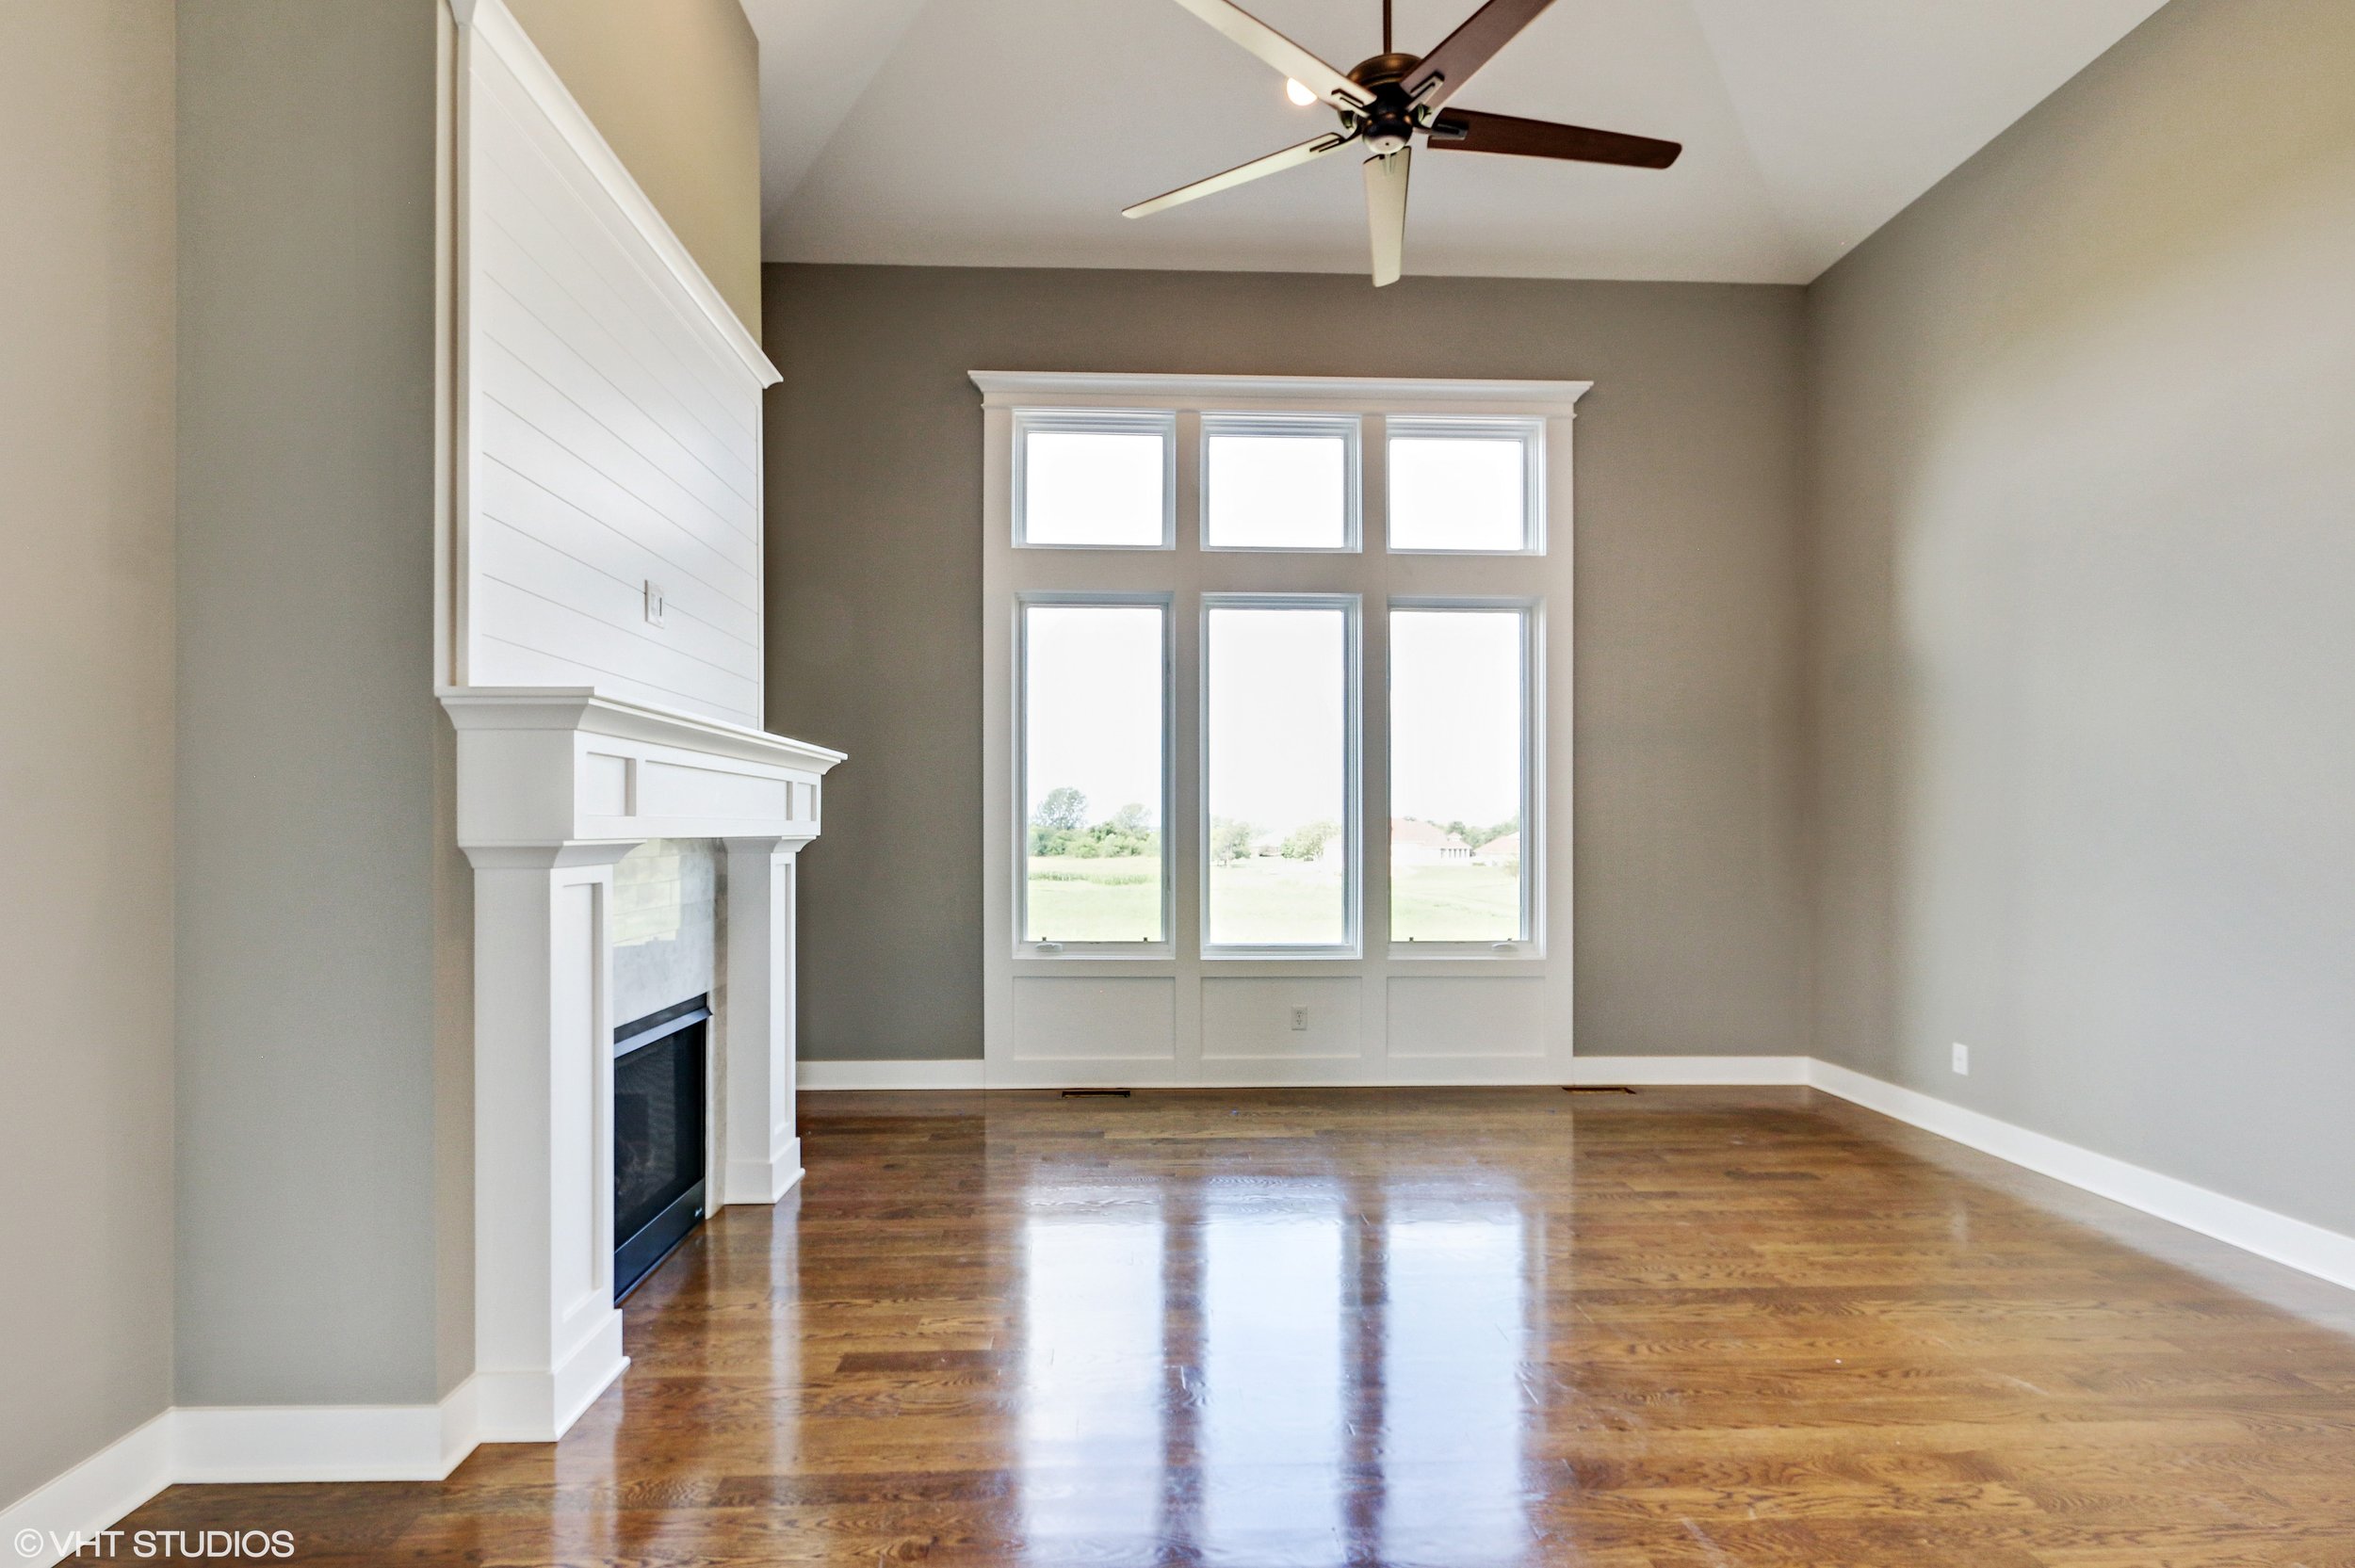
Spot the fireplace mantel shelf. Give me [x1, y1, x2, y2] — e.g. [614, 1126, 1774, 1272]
[440, 687, 845, 852]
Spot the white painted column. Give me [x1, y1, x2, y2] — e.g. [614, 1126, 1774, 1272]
[722, 836, 804, 1204]
[467, 841, 639, 1443]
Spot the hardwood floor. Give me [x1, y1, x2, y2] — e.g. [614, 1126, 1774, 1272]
[122, 1088, 2355, 1564]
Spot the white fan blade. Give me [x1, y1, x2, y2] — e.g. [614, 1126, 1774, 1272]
[1163, 0, 1370, 108]
[1363, 147, 1410, 286]
[1125, 133, 1354, 219]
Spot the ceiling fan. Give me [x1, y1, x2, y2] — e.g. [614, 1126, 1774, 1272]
[1126, 0, 1682, 285]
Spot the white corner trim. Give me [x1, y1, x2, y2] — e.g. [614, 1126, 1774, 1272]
[1805, 1059, 2355, 1292]
[1570, 1054, 1811, 1086]
[174, 1379, 484, 1484]
[967, 370, 1591, 413]
[461, 0, 776, 387]
[799, 1059, 987, 1091]
[1, 1413, 172, 1568]
[724, 1141, 807, 1206]
[2, 1381, 488, 1565]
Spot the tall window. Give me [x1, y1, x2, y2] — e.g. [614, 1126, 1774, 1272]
[1020, 600, 1169, 945]
[1204, 597, 1357, 951]
[991, 381, 1566, 972]
[1389, 606, 1532, 944]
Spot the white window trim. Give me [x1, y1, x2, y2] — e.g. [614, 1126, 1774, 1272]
[975, 370, 1587, 1090]
[1199, 591, 1364, 959]
[1385, 414, 1548, 556]
[1384, 596, 1543, 957]
[1013, 407, 1178, 550]
[1014, 591, 1177, 956]
[1200, 412, 1363, 553]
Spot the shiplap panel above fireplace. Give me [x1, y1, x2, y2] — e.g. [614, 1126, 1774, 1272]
[460, 24, 774, 729]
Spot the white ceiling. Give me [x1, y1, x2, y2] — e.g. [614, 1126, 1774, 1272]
[742, 0, 2166, 285]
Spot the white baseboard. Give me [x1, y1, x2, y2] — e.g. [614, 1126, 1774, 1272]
[797, 1057, 1811, 1091]
[723, 1137, 805, 1205]
[795, 1052, 2355, 1294]
[2, 1380, 483, 1566]
[1805, 1059, 2355, 1292]
[1, 1413, 172, 1568]
[175, 1379, 480, 1483]
[475, 1313, 626, 1445]
[799, 1058, 986, 1091]
[1571, 1054, 1810, 1085]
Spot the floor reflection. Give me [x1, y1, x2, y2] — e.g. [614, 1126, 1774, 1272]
[1015, 1159, 1533, 1566]
[1019, 1190, 1166, 1557]
[1200, 1187, 1349, 1564]
[1380, 1202, 1532, 1566]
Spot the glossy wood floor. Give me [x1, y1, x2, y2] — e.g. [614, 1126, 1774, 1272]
[123, 1088, 2355, 1564]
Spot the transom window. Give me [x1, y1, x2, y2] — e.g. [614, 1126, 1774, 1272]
[1014, 409, 1175, 548]
[1203, 413, 1359, 551]
[1387, 416, 1543, 553]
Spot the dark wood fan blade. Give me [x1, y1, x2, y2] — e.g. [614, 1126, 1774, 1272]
[1426, 108, 1681, 169]
[1401, 0, 1556, 110]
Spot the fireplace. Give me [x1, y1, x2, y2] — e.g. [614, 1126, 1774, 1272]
[612, 994, 710, 1301]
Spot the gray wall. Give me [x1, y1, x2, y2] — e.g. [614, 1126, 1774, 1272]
[1805, 0, 2355, 1235]
[175, 0, 447, 1405]
[0, 0, 178, 1509]
[765, 265, 1811, 1061]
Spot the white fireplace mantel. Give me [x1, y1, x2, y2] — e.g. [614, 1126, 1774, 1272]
[441, 687, 844, 1442]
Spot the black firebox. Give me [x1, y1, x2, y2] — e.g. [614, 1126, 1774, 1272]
[613, 994, 709, 1301]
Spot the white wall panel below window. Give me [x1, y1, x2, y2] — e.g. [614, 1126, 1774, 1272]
[1200, 978, 1362, 1061]
[1388, 978, 1548, 1060]
[1010, 978, 1178, 1063]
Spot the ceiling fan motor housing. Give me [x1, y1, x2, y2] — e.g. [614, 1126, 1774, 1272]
[1347, 52, 1424, 154]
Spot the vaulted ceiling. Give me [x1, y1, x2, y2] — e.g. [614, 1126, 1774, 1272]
[740, 0, 2166, 284]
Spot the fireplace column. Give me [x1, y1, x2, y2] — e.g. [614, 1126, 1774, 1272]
[723, 836, 808, 1204]
[466, 840, 641, 1443]
[443, 688, 842, 1446]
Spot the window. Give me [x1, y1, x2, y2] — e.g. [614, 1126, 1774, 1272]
[1388, 417, 1543, 553]
[1203, 413, 1358, 550]
[1015, 410, 1175, 547]
[1204, 597, 1357, 951]
[1020, 600, 1169, 944]
[983, 371, 1579, 1026]
[1389, 606, 1532, 945]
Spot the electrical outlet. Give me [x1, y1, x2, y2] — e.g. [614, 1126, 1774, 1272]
[1952, 1042, 1971, 1075]
[643, 579, 666, 627]
[1290, 1006, 1308, 1031]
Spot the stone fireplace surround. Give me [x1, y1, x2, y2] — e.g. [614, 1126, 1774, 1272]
[443, 687, 842, 1443]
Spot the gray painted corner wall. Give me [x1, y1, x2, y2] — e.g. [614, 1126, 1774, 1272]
[174, 0, 447, 1405]
[764, 264, 1810, 1062]
[0, 0, 178, 1509]
[1804, 0, 2355, 1235]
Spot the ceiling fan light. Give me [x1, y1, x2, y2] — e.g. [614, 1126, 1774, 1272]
[1285, 77, 1317, 106]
